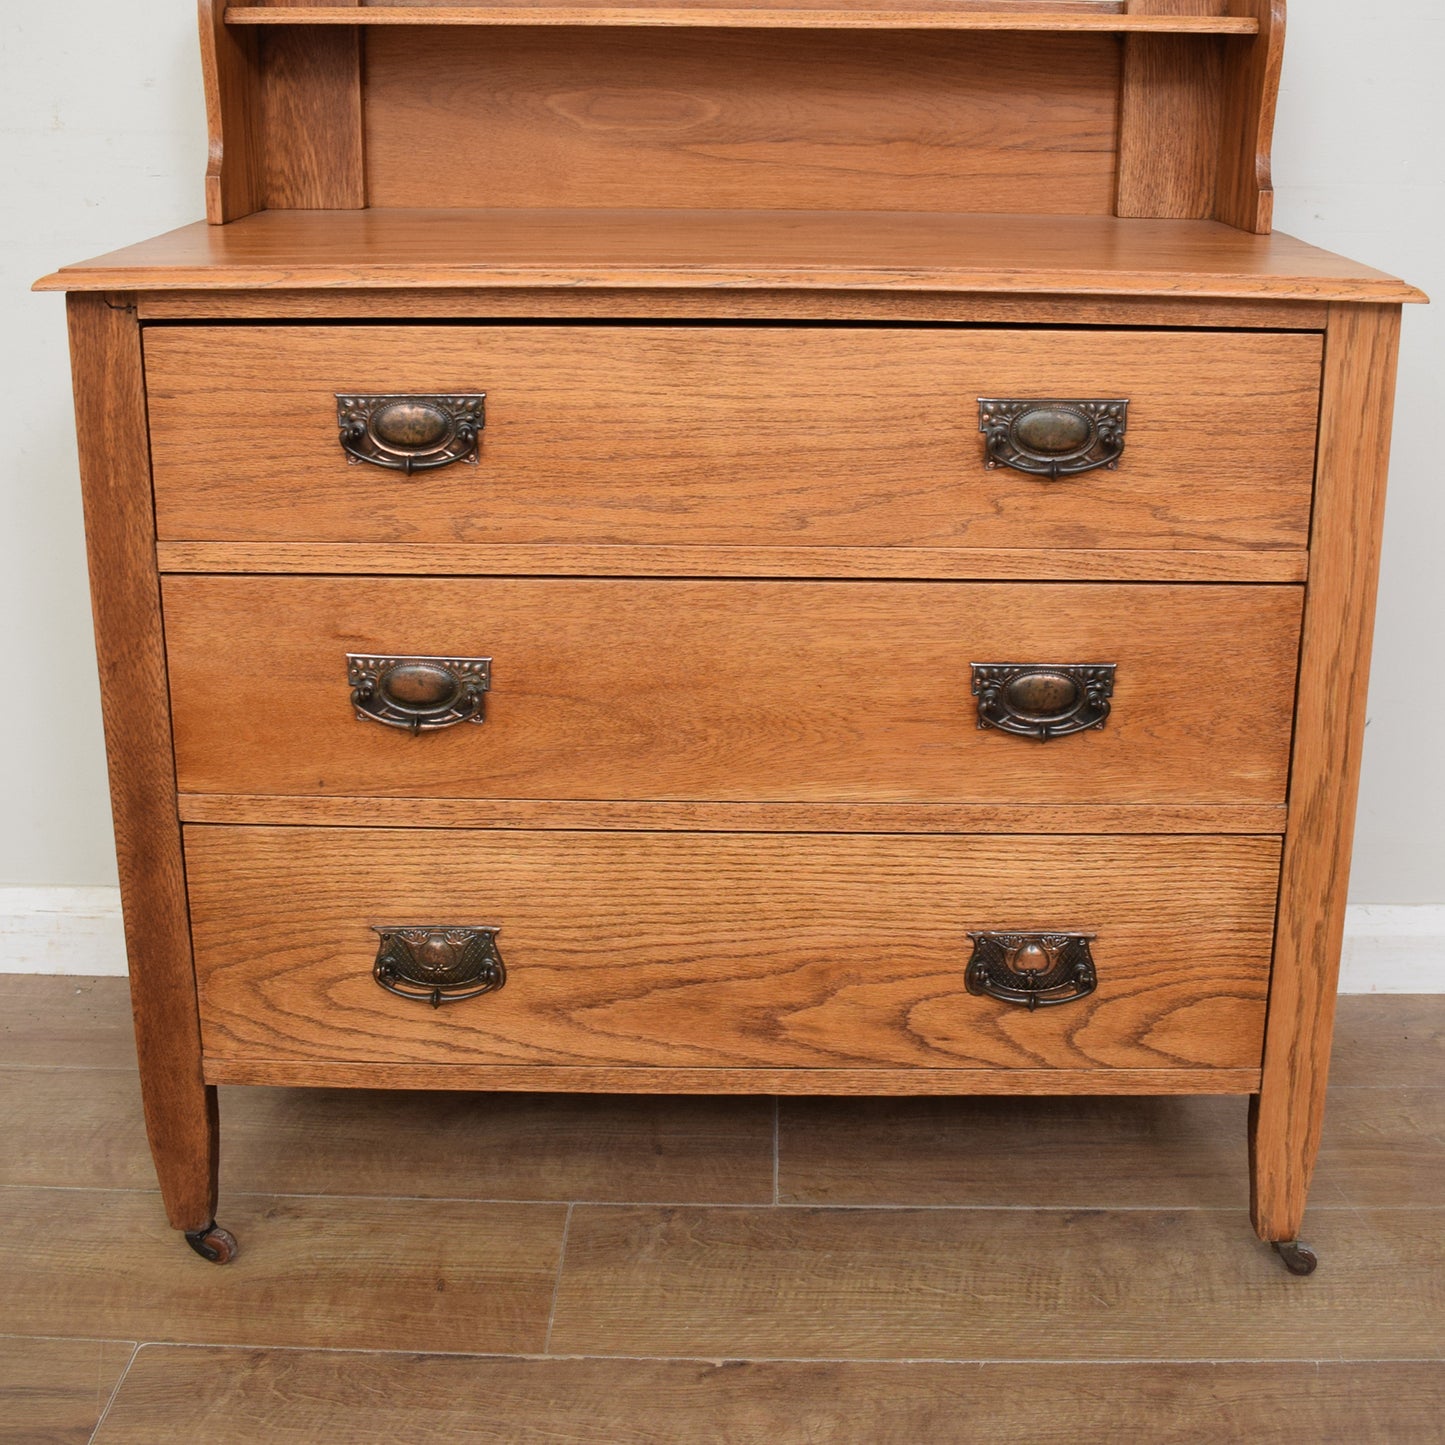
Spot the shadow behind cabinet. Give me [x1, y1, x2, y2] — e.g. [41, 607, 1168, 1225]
[37, 0, 1424, 1274]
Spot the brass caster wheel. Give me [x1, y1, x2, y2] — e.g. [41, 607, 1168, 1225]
[1273, 1240, 1318, 1276]
[184, 1221, 239, 1264]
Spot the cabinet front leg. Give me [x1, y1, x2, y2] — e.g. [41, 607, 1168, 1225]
[1248, 1090, 1320, 1274]
[68, 293, 235, 1263]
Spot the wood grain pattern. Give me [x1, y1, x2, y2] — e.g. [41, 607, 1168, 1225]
[0, 976, 136, 1070]
[547, 1204, 1445, 1359]
[164, 578, 1302, 805]
[227, 6, 1260, 29]
[66, 295, 215, 1236]
[1329, 995, 1445, 1089]
[1215, 0, 1284, 232]
[133, 287, 1331, 328]
[199, 0, 264, 223]
[145, 325, 1322, 552]
[0, 1337, 136, 1445]
[1252, 304, 1404, 1246]
[185, 827, 1279, 1071]
[260, 5, 366, 209]
[89, 1352, 1445, 1445]
[153, 541, 1311, 583]
[363, 29, 1118, 214]
[176, 795, 1289, 834]
[35, 209, 1425, 301]
[1116, 1, 1223, 220]
[205, 1060, 1261, 1092]
[0, 1066, 775, 1202]
[0, 1188, 566, 1353]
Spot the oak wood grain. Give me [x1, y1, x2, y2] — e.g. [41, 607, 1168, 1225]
[35, 209, 1425, 301]
[1215, 0, 1284, 232]
[363, 29, 1119, 214]
[144, 324, 1322, 552]
[89, 1352, 1445, 1445]
[0, 1337, 136, 1445]
[133, 287, 1330, 328]
[66, 295, 216, 1236]
[1252, 305, 1404, 1245]
[204, 1060, 1263, 1092]
[176, 795, 1290, 834]
[200, 0, 264, 223]
[0, 1188, 565, 1353]
[185, 827, 1279, 1071]
[1116, 1, 1223, 220]
[548, 1203, 1445, 1359]
[163, 578, 1303, 806]
[227, 4, 1261, 28]
[153, 541, 1311, 583]
[260, 4, 366, 209]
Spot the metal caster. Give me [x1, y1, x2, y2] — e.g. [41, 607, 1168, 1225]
[1273, 1240, 1318, 1276]
[184, 1221, 239, 1264]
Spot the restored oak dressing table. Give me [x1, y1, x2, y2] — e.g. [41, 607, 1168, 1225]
[38, 0, 1423, 1273]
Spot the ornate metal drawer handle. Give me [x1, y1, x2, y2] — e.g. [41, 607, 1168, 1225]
[337, 393, 486, 474]
[966, 931, 1097, 1010]
[348, 654, 492, 733]
[972, 662, 1116, 741]
[979, 399, 1129, 479]
[373, 926, 506, 1007]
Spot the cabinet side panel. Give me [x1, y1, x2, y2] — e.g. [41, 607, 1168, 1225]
[1215, 0, 1284, 232]
[66, 294, 217, 1232]
[1252, 302, 1402, 1244]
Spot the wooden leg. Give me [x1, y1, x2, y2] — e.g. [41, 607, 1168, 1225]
[1250, 303, 1404, 1267]
[67, 294, 233, 1260]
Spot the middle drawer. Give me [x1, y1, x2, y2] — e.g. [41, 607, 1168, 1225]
[166, 577, 1301, 806]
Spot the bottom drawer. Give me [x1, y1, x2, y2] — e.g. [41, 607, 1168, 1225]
[186, 827, 1278, 1075]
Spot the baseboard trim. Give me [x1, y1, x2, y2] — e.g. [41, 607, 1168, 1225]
[1, 888, 1442, 992]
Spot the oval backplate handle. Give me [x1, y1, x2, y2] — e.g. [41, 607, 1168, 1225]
[965, 931, 1098, 1010]
[979, 398, 1129, 479]
[337, 393, 486, 474]
[971, 662, 1116, 741]
[372, 925, 506, 1007]
[348, 653, 492, 733]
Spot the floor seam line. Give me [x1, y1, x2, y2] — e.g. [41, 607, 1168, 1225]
[85, 1340, 140, 1445]
[543, 1203, 574, 1356]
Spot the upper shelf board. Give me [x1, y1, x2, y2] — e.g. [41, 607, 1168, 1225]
[223, 6, 1260, 30]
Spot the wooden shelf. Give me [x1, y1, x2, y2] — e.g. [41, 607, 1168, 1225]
[224, 6, 1260, 32]
[35, 209, 1425, 304]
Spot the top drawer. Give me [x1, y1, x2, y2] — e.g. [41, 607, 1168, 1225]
[143, 325, 1322, 553]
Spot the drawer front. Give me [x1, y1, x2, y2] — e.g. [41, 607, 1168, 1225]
[145, 325, 1321, 552]
[186, 827, 1278, 1072]
[164, 577, 1302, 806]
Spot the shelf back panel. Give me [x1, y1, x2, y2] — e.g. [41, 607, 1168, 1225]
[362, 27, 1121, 213]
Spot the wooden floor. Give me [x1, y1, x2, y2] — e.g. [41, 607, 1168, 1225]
[1, 978, 1441, 1443]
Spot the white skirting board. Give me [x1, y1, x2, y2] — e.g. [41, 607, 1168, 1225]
[0, 887, 1442, 993]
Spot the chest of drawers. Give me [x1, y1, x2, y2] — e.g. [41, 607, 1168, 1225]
[39, 0, 1422, 1275]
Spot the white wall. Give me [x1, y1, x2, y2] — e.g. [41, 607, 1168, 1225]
[1, 4, 1442, 904]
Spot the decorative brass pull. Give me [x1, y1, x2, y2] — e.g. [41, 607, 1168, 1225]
[979, 398, 1129, 479]
[972, 663, 1116, 741]
[348, 654, 492, 733]
[373, 926, 506, 1007]
[337, 393, 486, 474]
[965, 931, 1097, 1010]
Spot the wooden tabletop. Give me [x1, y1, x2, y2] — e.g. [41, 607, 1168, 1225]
[34, 209, 1425, 302]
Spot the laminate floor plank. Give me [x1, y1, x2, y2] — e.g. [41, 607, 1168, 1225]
[1331, 995, 1445, 1087]
[549, 1205, 1445, 1361]
[0, 1068, 773, 1202]
[0, 1189, 565, 1353]
[0, 1337, 135, 1445]
[778, 1094, 1253, 1208]
[89, 1349, 1445, 1445]
[1313, 1088, 1445, 1208]
[0, 976, 136, 1070]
